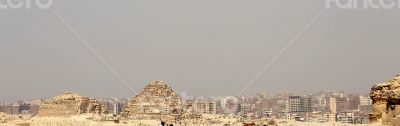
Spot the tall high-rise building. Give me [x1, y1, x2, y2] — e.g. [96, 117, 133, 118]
[302, 96, 312, 112]
[348, 95, 360, 110]
[289, 96, 301, 112]
[329, 96, 350, 113]
[112, 102, 123, 115]
[336, 97, 349, 113]
[289, 96, 312, 112]
[329, 97, 337, 113]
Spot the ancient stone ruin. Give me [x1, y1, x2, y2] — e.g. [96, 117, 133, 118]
[122, 80, 183, 119]
[370, 75, 400, 126]
[38, 92, 107, 117]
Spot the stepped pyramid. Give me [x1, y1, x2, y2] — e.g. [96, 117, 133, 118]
[123, 80, 183, 118]
[38, 92, 107, 117]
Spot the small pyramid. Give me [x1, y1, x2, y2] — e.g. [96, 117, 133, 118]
[38, 92, 107, 117]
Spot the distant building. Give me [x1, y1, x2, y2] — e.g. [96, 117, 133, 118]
[19, 103, 30, 113]
[353, 113, 370, 124]
[348, 95, 360, 110]
[329, 96, 350, 114]
[112, 102, 123, 115]
[323, 113, 337, 122]
[239, 103, 252, 116]
[313, 97, 329, 112]
[302, 96, 312, 112]
[99, 98, 128, 115]
[221, 97, 239, 114]
[329, 97, 337, 113]
[192, 100, 216, 114]
[265, 108, 273, 117]
[336, 97, 349, 113]
[0, 104, 21, 115]
[276, 100, 289, 113]
[289, 96, 301, 112]
[289, 96, 312, 113]
[359, 95, 372, 106]
[337, 112, 353, 123]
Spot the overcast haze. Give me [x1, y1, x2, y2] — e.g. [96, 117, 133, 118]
[1, 0, 400, 101]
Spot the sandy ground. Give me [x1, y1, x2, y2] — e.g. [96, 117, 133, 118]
[0, 121, 386, 126]
[278, 122, 384, 126]
[0, 115, 386, 126]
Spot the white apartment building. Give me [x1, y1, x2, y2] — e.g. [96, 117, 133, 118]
[193, 100, 217, 114]
[359, 95, 372, 106]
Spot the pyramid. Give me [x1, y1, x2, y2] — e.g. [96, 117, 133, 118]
[38, 92, 107, 117]
[123, 80, 183, 118]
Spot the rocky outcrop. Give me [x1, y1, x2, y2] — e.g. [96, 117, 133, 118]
[122, 80, 183, 119]
[38, 93, 107, 117]
[370, 75, 400, 125]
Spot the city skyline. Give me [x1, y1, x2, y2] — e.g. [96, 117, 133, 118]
[0, 81, 375, 125]
[0, 89, 371, 102]
[1, 0, 398, 125]
[1, 0, 400, 101]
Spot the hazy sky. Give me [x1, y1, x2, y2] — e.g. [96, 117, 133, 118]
[1, 0, 400, 101]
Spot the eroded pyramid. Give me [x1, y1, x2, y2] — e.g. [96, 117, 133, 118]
[123, 80, 183, 118]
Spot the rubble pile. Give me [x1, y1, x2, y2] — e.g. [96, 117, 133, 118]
[38, 93, 107, 117]
[122, 80, 183, 119]
[370, 75, 400, 126]
[0, 112, 17, 123]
